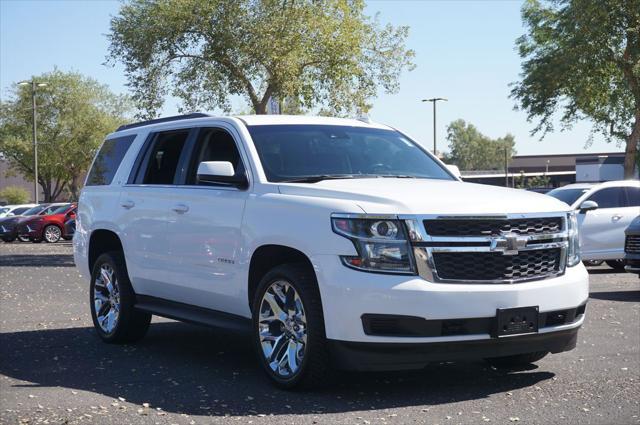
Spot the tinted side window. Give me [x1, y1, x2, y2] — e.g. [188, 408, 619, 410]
[86, 135, 136, 186]
[185, 128, 245, 185]
[623, 187, 640, 207]
[587, 187, 624, 209]
[13, 207, 30, 215]
[141, 131, 190, 185]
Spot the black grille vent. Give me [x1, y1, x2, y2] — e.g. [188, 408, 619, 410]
[423, 217, 563, 237]
[625, 235, 640, 254]
[432, 248, 561, 281]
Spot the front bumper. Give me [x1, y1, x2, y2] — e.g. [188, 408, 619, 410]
[0, 224, 17, 239]
[312, 254, 589, 344]
[329, 327, 579, 371]
[18, 223, 42, 239]
[624, 253, 640, 274]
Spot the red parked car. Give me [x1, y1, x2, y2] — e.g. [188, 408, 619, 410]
[18, 203, 77, 243]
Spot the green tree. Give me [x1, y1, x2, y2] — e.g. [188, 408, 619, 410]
[515, 171, 551, 189]
[107, 0, 415, 117]
[0, 70, 131, 202]
[0, 186, 30, 204]
[511, 0, 640, 178]
[445, 119, 517, 171]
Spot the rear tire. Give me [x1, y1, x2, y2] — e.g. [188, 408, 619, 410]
[605, 259, 625, 270]
[252, 263, 332, 389]
[485, 351, 548, 367]
[90, 251, 151, 343]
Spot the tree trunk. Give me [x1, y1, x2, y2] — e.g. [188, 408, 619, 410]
[625, 109, 640, 179]
[254, 103, 267, 114]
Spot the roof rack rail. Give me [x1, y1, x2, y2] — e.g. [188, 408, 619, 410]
[116, 112, 212, 132]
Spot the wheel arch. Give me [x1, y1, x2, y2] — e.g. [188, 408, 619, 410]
[88, 229, 124, 273]
[247, 244, 318, 311]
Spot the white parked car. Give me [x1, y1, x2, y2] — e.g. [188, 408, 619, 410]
[74, 114, 588, 388]
[547, 180, 640, 270]
[0, 204, 37, 218]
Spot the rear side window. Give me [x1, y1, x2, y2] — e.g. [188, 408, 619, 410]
[623, 187, 640, 207]
[132, 130, 190, 185]
[86, 135, 136, 186]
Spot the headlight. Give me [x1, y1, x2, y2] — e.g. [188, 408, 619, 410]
[331, 216, 416, 274]
[567, 211, 581, 267]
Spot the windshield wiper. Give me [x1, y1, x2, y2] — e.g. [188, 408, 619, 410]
[280, 174, 371, 183]
[378, 175, 419, 179]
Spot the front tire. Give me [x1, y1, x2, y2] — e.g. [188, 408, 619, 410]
[90, 251, 151, 343]
[43, 225, 62, 243]
[1, 237, 15, 243]
[252, 263, 331, 389]
[18, 235, 30, 243]
[485, 351, 548, 367]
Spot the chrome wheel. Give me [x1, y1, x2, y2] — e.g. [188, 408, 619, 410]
[44, 225, 61, 243]
[258, 280, 307, 378]
[18, 235, 30, 243]
[93, 264, 120, 334]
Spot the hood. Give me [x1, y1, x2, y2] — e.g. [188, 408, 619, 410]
[278, 178, 570, 215]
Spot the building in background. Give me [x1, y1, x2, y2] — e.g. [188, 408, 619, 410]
[461, 152, 635, 189]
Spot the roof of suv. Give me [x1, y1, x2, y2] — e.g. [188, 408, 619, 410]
[114, 113, 392, 134]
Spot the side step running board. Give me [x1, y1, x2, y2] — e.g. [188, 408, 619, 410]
[135, 295, 251, 333]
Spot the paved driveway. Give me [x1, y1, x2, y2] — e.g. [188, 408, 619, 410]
[1, 242, 638, 424]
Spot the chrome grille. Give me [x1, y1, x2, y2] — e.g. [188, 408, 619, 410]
[626, 235, 640, 254]
[407, 213, 568, 284]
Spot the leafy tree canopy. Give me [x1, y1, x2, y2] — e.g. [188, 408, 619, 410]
[0, 69, 131, 201]
[108, 0, 415, 117]
[445, 119, 517, 171]
[511, 0, 640, 177]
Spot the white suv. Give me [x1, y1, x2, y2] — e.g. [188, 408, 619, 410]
[74, 113, 588, 388]
[547, 180, 640, 270]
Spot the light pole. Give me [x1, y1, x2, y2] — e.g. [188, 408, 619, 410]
[422, 97, 447, 156]
[17, 80, 47, 203]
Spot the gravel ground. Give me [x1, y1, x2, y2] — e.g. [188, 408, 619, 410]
[1, 242, 639, 425]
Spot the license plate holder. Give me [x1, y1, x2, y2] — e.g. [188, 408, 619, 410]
[495, 306, 539, 337]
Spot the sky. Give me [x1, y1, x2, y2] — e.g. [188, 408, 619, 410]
[0, 0, 623, 156]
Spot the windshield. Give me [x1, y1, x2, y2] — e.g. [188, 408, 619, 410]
[547, 188, 589, 206]
[247, 125, 454, 182]
[22, 205, 47, 216]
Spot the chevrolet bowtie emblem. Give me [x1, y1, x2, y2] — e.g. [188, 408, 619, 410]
[490, 233, 528, 255]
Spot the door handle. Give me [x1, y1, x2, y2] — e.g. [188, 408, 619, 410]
[172, 204, 189, 214]
[612, 214, 623, 221]
[121, 200, 135, 209]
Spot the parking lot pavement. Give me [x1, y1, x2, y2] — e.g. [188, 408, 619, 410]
[1, 243, 638, 425]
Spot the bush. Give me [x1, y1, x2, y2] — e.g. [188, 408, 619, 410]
[0, 186, 30, 204]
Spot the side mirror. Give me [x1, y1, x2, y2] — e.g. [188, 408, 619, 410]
[196, 161, 247, 189]
[7, 212, 14, 217]
[445, 164, 462, 179]
[578, 200, 598, 213]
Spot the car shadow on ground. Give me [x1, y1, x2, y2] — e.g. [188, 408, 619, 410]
[589, 290, 640, 302]
[586, 268, 627, 275]
[0, 254, 75, 268]
[1, 322, 554, 417]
